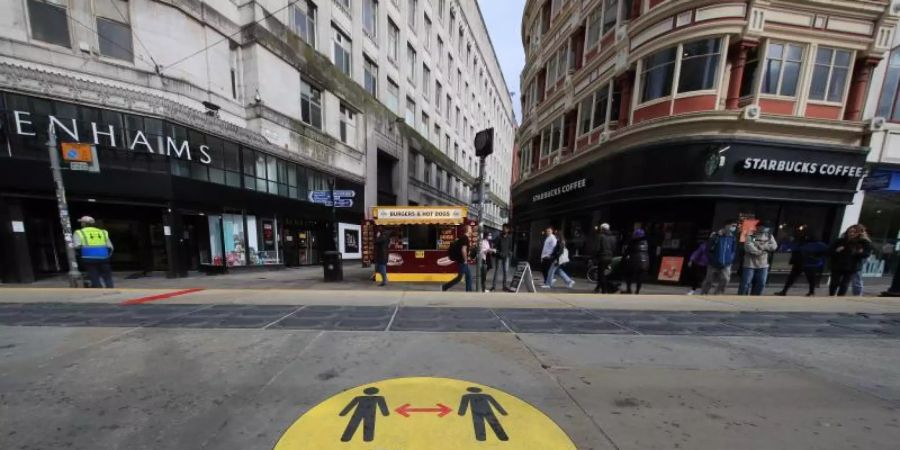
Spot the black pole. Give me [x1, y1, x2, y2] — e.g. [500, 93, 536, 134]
[330, 179, 338, 251]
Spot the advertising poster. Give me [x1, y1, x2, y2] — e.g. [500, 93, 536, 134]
[657, 256, 685, 282]
[338, 223, 362, 259]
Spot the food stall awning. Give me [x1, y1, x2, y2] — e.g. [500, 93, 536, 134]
[373, 206, 468, 225]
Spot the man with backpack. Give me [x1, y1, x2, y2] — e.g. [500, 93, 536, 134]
[700, 219, 738, 295]
[442, 229, 473, 292]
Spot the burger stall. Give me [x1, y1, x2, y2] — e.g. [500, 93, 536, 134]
[363, 206, 476, 282]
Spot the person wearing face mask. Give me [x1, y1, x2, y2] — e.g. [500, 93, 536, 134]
[700, 219, 738, 295]
[739, 223, 778, 296]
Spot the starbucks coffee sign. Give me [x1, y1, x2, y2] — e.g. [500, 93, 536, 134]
[740, 158, 866, 178]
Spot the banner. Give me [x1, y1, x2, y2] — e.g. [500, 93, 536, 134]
[657, 256, 684, 282]
[373, 207, 468, 225]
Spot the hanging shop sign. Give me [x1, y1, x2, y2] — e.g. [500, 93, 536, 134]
[531, 178, 588, 203]
[739, 158, 866, 178]
[373, 206, 468, 225]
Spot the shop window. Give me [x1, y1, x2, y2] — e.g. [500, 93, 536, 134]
[300, 79, 322, 129]
[27, 0, 71, 48]
[332, 25, 352, 76]
[292, 0, 317, 49]
[762, 42, 804, 97]
[94, 0, 133, 61]
[677, 38, 721, 93]
[251, 216, 282, 265]
[877, 48, 900, 122]
[364, 56, 378, 95]
[809, 47, 852, 103]
[640, 47, 677, 102]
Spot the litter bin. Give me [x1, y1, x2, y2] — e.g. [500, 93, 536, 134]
[322, 251, 343, 282]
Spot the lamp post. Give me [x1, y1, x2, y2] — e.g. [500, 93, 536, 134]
[47, 129, 82, 287]
[473, 128, 494, 292]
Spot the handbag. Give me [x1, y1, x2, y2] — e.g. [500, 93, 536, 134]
[558, 248, 570, 265]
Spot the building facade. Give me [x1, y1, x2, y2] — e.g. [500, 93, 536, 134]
[842, 12, 900, 282]
[512, 0, 897, 278]
[0, 0, 514, 283]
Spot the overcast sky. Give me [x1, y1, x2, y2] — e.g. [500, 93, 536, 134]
[479, 0, 526, 124]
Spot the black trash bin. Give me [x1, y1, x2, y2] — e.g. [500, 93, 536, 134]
[322, 251, 343, 282]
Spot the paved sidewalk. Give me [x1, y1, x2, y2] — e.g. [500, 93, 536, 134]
[5, 263, 896, 297]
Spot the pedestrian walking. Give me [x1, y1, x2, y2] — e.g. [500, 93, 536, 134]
[593, 223, 617, 293]
[74, 216, 115, 288]
[851, 225, 871, 296]
[442, 231, 473, 292]
[539, 226, 557, 286]
[622, 228, 650, 294]
[739, 224, 777, 296]
[775, 233, 828, 296]
[829, 224, 873, 296]
[491, 224, 515, 292]
[700, 219, 738, 295]
[686, 241, 709, 295]
[373, 230, 391, 286]
[545, 233, 575, 289]
[480, 232, 495, 292]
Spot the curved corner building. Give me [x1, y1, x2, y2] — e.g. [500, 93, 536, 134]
[512, 0, 898, 275]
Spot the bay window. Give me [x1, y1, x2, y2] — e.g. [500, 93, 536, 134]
[762, 42, 804, 97]
[876, 48, 900, 121]
[677, 38, 721, 93]
[809, 47, 852, 103]
[578, 83, 615, 135]
[640, 47, 676, 102]
[540, 117, 565, 157]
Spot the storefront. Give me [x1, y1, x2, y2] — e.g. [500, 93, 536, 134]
[0, 91, 363, 283]
[363, 206, 475, 282]
[856, 168, 900, 280]
[511, 137, 867, 281]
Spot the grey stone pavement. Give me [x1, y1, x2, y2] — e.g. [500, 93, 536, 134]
[2, 285, 900, 449]
[6, 263, 896, 296]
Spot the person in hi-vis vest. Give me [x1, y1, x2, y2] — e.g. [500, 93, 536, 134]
[74, 216, 115, 288]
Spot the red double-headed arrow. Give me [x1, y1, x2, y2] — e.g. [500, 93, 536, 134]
[395, 403, 453, 418]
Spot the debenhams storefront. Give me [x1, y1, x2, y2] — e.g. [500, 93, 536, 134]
[511, 136, 868, 277]
[0, 91, 362, 283]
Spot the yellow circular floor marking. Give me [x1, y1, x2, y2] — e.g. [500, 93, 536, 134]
[274, 377, 577, 449]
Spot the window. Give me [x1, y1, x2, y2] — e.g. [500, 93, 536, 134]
[96, 17, 134, 61]
[740, 46, 760, 97]
[300, 79, 323, 129]
[455, 106, 461, 129]
[409, 150, 419, 179]
[546, 53, 558, 89]
[454, 142, 459, 162]
[640, 47, 676, 102]
[339, 104, 356, 146]
[876, 49, 900, 121]
[424, 159, 433, 184]
[292, 0, 317, 48]
[445, 94, 451, 118]
[435, 81, 442, 109]
[27, 0, 71, 48]
[762, 42, 804, 97]
[364, 56, 378, 95]
[579, 83, 611, 134]
[424, 14, 432, 51]
[405, 97, 416, 125]
[437, 37, 444, 67]
[422, 64, 431, 99]
[335, 0, 351, 15]
[458, 29, 464, 54]
[809, 47, 852, 103]
[579, 96, 593, 135]
[434, 124, 441, 147]
[364, 0, 378, 38]
[388, 19, 400, 62]
[421, 112, 430, 137]
[457, 68, 462, 92]
[408, 0, 418, 30]
[386, 77, 400, 112]
[332, 26, 352, 75]
[407, 44, 417, 83]
[678, 38, 721, 93]
[446, 135, 452, 155]
[602, 0, 618, 34]
[586, 7, 602, 50]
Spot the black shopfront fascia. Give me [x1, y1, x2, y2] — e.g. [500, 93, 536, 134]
[512, 137, 867, 274]
[0, 92, 363, 282]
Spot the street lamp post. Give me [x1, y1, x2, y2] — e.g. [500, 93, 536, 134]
[47, 130, 82, 287]
[475, 155, 486, 292]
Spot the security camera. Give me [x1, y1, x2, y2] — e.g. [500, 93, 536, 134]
[254, 90, 262, 104]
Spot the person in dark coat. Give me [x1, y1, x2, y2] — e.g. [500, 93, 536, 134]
[829, 224, 873, 296]
[622, 228, 650, 294]
[373, 230, 391, 287]
[593, 223, 618, 293]
[775, 233, 829, 296]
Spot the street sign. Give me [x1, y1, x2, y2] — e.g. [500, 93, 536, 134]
[60, 142, 99, 173]
[308, 190, 356, 208]
[861, 173, 891, 191]
[273, 377, 576, 449]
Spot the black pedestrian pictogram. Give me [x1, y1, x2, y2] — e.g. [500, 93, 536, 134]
[339, 387, 389, 442]
[458, 387, 509, 441]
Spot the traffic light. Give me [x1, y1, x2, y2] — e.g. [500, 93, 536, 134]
[474, 128, 493, 158]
